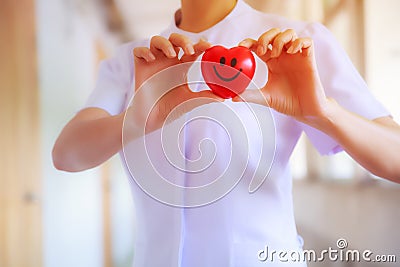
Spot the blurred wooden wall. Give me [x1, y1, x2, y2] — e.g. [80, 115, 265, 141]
[0, 0, 42, 266]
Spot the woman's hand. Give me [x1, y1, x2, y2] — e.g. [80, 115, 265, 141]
[234, 28, 329, 125]
[235, 28, 400, 182]
[126, 34, 221, 139]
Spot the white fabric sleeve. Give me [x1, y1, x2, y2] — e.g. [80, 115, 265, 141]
[83, 43, 135, 116]
[298, 22, 390, 155]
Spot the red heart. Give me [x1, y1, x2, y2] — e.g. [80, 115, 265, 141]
[201, 45, 256, 99]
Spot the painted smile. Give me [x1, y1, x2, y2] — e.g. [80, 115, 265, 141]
[213, 66, 243, 82]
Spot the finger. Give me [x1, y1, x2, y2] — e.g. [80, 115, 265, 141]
[232, 89, 271, 107]
[194, 38, 212, 53]
[239, 38, 271, 62]
[169, 33, 195, 55]
[286, 38, 311, 53]
[150, 35, 177, 58]
[271, 29, 297, 58]
[301, 37, 313, 57]
[287, 37, 313, 56]
[133, 47, 156, 62]
[238, 38, 258, 50]
[180, 38, 212, 63]
[257, 28, 281, 56]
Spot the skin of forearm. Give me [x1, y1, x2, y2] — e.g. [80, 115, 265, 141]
[308, 98, 400, 182]
[52, 112, 125, 172]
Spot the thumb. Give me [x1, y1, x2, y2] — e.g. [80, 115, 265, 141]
[232, 89, 271, 107]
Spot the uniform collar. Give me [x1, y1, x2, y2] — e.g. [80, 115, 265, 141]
[164, 0, 252, 41]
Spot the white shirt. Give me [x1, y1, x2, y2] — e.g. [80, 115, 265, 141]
[84, 1, 389, 266]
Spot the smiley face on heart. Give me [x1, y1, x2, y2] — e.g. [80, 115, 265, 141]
[201, 45, 256, 99]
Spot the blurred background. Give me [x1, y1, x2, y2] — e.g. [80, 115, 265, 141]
[1, 0, 400, 266]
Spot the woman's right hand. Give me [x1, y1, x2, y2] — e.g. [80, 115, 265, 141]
[125, 34, 221, 139]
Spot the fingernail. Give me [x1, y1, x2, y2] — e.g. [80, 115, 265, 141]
[257, 45, 265, 56]
[148, 53, 156, 61]
[287, 46, 294, 54]
[261, 45, 266, 55]
[168, 47, 177, 57]
[186, 45, 195, 55]
[239, 40, 248, 47]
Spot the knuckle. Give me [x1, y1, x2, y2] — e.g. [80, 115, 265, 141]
[285, 28, 296, 34]
[285, 29, 297, 40]
[169, 33, 180, 41]
[153, 35, 168, 45]
[150, 35, 159, 42]
[133, 47, 145, 55]
[170, 33, 190, 44]
[271, 27, 280, 33]
[300, 37, 313, 46]
[273, 36, 284, 46]
[245, 38, 255, 44]
[259, 35, 269, 44]
[178, 37, 189, 45]
[260, 28, 279, 42]
[182, 39, 192, 47]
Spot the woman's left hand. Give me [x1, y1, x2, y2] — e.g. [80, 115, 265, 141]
[234, 28, 329, 124]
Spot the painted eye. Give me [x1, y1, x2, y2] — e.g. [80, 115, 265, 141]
[231, 58, 237, 67]
[220, 57, 226, 65]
